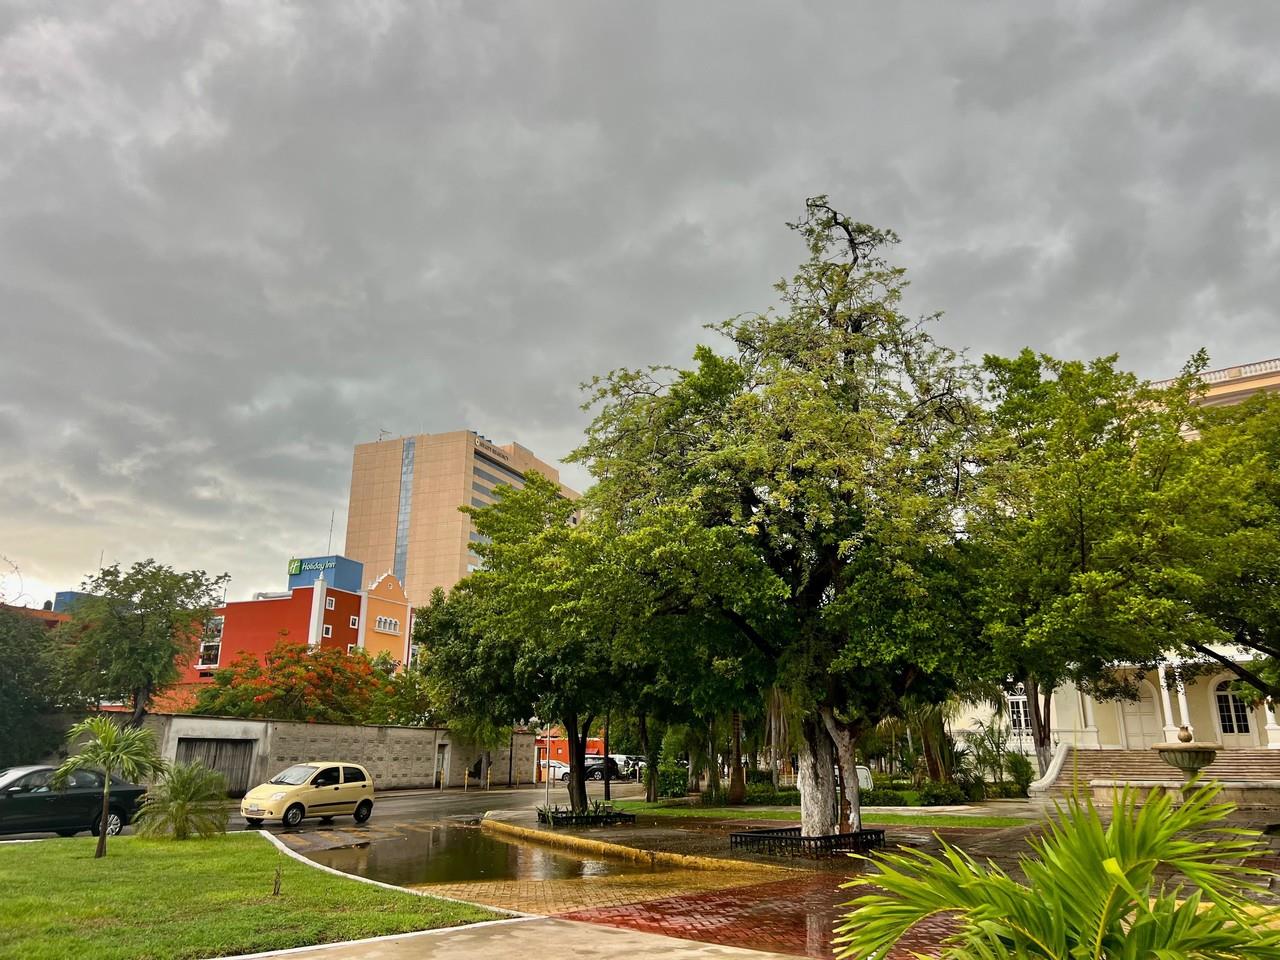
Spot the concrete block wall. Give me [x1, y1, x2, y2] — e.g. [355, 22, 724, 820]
[132, 714, 535, 793]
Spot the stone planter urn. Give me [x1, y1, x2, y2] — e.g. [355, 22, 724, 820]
[1153, 725, 1220, 785]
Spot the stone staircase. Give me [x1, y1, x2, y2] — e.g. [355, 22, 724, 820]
[1035, 748, 1280, 798]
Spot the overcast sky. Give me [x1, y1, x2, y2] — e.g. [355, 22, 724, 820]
[2, 1, 1277, 605]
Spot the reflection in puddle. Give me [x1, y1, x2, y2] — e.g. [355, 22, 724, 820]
[307, 822, 667, 885]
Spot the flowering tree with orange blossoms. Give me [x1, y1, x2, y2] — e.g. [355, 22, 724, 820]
[193, 639, 389, 724]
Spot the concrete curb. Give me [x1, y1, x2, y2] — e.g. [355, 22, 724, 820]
[214, 916, 538, 959]
[481, 816, 793, 873]
[257, 830, 527, 917]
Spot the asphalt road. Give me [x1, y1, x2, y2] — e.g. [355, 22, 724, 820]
[2, 779, 646, 842]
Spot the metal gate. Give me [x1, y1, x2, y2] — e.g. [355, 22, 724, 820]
[175, 738, 256, 797]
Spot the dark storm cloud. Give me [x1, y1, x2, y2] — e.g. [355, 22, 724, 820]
[2, 0, 1277, 600]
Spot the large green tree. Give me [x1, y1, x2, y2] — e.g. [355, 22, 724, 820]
[573, 198, 981, 834]
[420, 475, 622, 812]
[968, 350, 1276, 770]
[0, 607, 64, 766]
[60, 560, 229, 725]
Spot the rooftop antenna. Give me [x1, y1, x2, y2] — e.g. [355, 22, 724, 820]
[377, 428, 391, 441]
[326, 510, 335, 554]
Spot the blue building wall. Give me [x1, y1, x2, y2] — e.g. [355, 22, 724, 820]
[286, 555, 364, 593]
[53, 591, 95, 614]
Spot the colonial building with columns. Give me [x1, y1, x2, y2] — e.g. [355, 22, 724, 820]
[960, 357, 1280, 798]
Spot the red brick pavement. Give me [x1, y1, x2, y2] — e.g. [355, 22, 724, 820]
[558, 872, 954, 959]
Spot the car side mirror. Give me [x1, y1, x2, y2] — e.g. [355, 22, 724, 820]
[4, 785, 22, 794]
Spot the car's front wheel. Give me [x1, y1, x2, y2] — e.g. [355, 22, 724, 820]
[282, 804, 305, 829]
[560, 771, 570, 781]
[353, 800, 373, 824]
[588, 769, 603, 781]
[91, 809, 125, 837]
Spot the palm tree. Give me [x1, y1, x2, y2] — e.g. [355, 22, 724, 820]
[53, 716, 167, 858]
[835, 782, 1280, 959]
[135, 761, 228, 840]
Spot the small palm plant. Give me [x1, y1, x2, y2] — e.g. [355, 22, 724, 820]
[135, 761, 229, 840]
[53, 716, 168, 859]
[836, 782, 1280, 959]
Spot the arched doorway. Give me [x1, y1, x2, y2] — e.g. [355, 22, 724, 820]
[1121, 680, 1162, 748]
[1213, 679, 1259, 748]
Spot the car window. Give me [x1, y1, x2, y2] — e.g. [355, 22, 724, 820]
[312, 766, 340, 788]
[68, 770, 103, 789]
[342, 766, 366, 784]
[14, 771, 52, 793]
[268, 764, 317, 785]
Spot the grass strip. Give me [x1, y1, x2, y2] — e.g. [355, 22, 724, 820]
[612, 801, 1026, 829]
[0, 832, 496, 960]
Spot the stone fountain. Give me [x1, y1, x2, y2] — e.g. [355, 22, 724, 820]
[1153, 725, 1220, 787]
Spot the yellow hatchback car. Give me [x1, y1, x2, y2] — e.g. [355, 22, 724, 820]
[240, 761, 374, 829]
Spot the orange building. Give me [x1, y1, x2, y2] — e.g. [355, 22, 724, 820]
[360, 572, 413, 663]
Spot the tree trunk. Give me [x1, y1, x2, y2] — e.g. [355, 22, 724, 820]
[562, 712, 589, 812]
[705, 726, 721, 794]
[129, 683, 150, 728]
[1025, 678, 1054, 775]
[797, 716, 836, 836]
[727, 710, 746, 804]
[820, 707, 862, 832]
[603, 711, 611, 802]
[638, 713, 658, 803]
[95, 781, 110, 859]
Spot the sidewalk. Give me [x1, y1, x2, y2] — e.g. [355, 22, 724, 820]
[228, 917, 804, 960]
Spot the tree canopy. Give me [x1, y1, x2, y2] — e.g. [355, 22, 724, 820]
[59, 560, 229, 725]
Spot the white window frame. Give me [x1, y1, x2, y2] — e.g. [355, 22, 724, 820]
[325, 596, 335, 610]
[322, 624, 333, 638]
[350, 615, 359, 628]
[197, 616, 224, 668]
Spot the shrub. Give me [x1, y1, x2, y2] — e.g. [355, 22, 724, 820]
[919, 781, 967, 806]
[135, 761, 229, 840]
[743, 784, 801, 805]
[862, 788, 909, 807]
[1006, 752, 1036, 796]
[836, 782, 1280, 959]
[656, 763, 686, 799]
[746, 768, 775, 786]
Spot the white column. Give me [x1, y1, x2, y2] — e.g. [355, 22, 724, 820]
[1157, 664, 1178, 741]
[307, 573, 327, 648]
[1077, 687, 1100, 747]
[1176, 679, 1194, 739]
[1265, 701, 1280, 749]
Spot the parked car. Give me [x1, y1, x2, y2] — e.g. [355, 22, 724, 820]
[610, 754, 646, 779]
[0, 765, 147, 838]
[540, 759, 571, 781]
[584, 757, 622, 781]
[239, 761, 373, 829]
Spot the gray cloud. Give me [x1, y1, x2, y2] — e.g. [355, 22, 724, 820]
[2, 0, 1277, 600]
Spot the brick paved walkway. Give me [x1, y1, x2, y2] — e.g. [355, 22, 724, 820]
[413, 865, 792, 915]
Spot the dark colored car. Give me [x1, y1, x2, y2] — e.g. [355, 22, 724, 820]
[584, 757, 621, 781]
[0, 765, 147, 838]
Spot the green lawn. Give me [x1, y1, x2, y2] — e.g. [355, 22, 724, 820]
[613, 800, 1027, 829]
[0, 833, 497, 960]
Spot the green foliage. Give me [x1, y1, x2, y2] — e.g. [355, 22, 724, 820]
[193, 640, 392, 724]
[58, 560, 229, 723]
[919, 781, 967, 806]
[573, 197, 985, 833]
[53, 716, 167, 858]
[0, 607, 64, 766]
[836, 782, 1280, 959]
[1006, 752, 1035, 796]
[862, 788, 910, 807]
[656, 764, 687, 799]
[744, 784, 801, 805]
[135, 761, 229, 840]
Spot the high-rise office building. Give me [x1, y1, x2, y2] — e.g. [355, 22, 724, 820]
[343, 430, 579, 606]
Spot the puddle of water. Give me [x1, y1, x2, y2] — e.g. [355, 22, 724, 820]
[307, 822, 668, 885]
